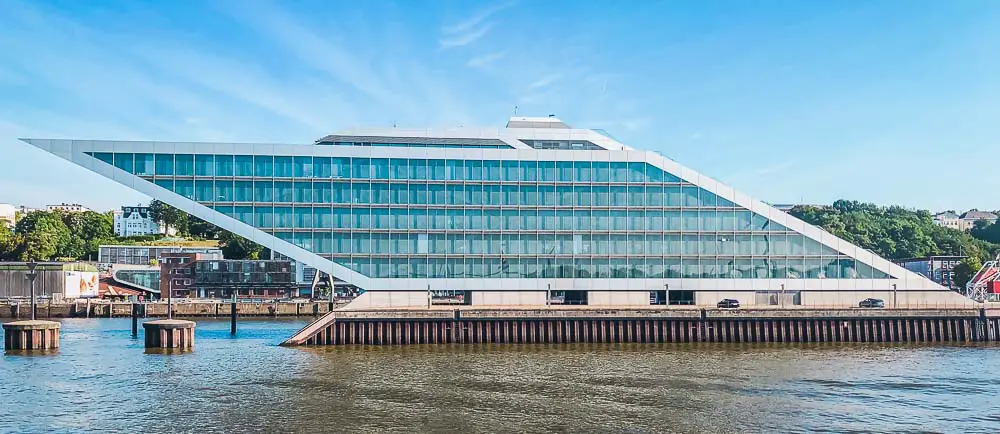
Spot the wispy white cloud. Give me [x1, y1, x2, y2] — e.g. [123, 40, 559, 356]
[528, 72, 563, 89]
[219, 0, 471, 126]
[440, 23, 495, 48]
[467, 51, 507, 68]
[442, 1, 516, 34]
[219, 1, 402, 111]
[583, 117, 651, 133]
[734, 159, 799, 180]
[439, 1, 515, 49]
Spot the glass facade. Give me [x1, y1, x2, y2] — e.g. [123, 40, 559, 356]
[113, 268, 161, 291]
[92, 152, 892, 280]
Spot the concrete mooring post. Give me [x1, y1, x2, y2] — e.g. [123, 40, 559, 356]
[3, 320, 61, 351]
[143, 319, 195, 350]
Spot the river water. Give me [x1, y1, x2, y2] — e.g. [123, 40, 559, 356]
[1, 318, 998, 433]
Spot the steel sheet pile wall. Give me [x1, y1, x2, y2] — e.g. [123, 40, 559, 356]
[295, 308, 1000, 345]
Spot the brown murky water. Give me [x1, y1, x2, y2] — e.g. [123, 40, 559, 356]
[2, 318, 998, 433]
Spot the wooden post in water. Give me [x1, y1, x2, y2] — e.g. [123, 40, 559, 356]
[132, 303, 139, 337]
[230, 293, 237, 335]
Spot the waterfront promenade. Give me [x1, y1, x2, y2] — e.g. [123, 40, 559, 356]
[5, 301, 998, 346]
[284, 305, 1000, 346]
[0, 300, 344, 319]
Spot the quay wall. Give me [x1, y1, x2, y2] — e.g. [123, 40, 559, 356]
[286, 307, 1000, 346]
[0, 301, 341, 319]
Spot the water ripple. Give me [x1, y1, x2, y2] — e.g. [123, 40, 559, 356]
[2, 319, 999, 433]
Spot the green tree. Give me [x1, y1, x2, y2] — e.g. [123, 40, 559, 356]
[15, 211, 71, 261]
[0, 224, 20, 260]
[149, 199, 188, 235]
[219, 231, 262, 260]
[60, 210, 114, 259]
[953, 256, 983, 290]
[789, 200, 998, 262]
[188, 217, 221, 239]
[971, 220, 1000, 244]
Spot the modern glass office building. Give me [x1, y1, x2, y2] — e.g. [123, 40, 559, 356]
[21, 117, 972, 308]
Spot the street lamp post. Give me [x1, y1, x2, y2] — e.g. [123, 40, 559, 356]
[167, 277, 173, 320]
[26, 262, 38, 320]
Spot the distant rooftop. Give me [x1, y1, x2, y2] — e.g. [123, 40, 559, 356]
[961, 210, 998, 221]
[934, 211, 960, 219]
[505, 116, 571, 129]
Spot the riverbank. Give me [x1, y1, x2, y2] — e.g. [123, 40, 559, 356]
[0, 301, 346, 319]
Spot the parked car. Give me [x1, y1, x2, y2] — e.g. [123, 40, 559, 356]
[717, 299, 740, 309]
[858, 298, 885, 308]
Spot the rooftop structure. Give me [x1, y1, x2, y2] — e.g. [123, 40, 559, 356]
[967, 254, 1000, 302]
[20, 117, 976, 309]
[45, 203, 90, 213]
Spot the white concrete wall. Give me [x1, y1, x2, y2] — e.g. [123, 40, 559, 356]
[589, 291, 650, 306]
[472, 291, 546, 306]
[343, 288, 978, 309]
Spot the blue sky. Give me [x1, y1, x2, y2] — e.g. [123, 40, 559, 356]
[2, 0, 999, 212]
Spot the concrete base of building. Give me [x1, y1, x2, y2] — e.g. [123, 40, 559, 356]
[283, 307, 1000, 346]
[142, 319, 195, 350]
[3, 320, 61, 351]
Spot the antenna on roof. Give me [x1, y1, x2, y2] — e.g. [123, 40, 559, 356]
[514, 105, 518, 115]
[392, 121, 397, 128]
[548, 114, 555, 118]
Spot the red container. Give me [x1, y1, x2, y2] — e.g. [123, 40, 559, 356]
[990, 281, 1000, 294]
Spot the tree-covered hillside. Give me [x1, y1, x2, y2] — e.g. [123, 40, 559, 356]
[789, 200, 1000, 263]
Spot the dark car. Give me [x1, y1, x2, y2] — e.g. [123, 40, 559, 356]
[858, 298, 885, 308]
[717, 299, 740, 309]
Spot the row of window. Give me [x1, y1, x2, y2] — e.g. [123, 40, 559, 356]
[322, 256, 890, 279]
[93, 153, 684, 183]
[270, 231, 837, 256]
[520, 140, 604, 150]
[155, 178, 737, 208]
[218, 206, 788, 232]
[321, 141, 512, 149]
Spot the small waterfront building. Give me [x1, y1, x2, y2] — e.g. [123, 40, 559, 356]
[98, 244, 222, 266]
[159, 252, 294, 299]
[894, 256, 966, 290]
[22, 117, 978, 308]
[0, 262, 100, 300]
